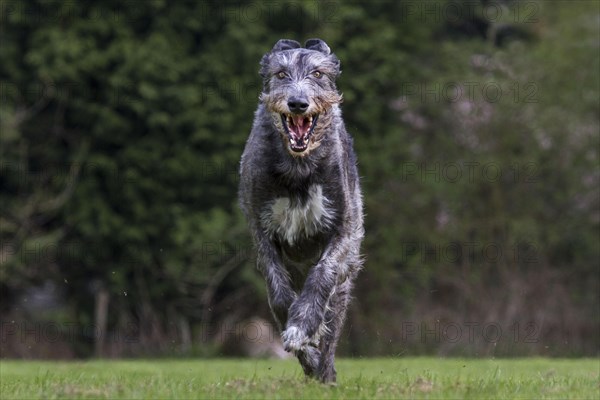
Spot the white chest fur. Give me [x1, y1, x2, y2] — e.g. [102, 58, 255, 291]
[262, 184, 334, 245]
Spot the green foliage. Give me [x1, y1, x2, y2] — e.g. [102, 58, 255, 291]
[1, 0, 598, 357]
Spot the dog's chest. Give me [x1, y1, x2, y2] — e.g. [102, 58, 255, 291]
[262, 184, 334, 245]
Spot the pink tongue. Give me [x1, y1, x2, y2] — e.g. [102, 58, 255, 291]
[290, 116, 309, 139]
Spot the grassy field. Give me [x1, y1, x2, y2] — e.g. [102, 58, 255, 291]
[0, 358, 598, 399]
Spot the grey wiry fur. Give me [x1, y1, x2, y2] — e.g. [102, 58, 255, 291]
[239, 39, 364, 383]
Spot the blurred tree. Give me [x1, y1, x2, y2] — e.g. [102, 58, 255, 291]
[0, 0, 597, 357]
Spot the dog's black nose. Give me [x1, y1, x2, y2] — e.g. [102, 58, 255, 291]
[287, 98, 309, 114]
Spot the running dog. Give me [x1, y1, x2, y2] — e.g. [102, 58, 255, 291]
[239, 38, 364, 383]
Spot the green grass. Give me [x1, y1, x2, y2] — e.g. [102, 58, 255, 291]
[1, 358, 598, 399]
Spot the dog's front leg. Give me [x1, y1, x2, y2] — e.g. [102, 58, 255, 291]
[254, 230, 297, 330]
[282, 234, 352, 352]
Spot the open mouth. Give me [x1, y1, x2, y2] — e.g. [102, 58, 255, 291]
[280, 113, 319, 153]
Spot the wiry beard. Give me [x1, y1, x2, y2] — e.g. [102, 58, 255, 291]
[261, 91, 342, 157]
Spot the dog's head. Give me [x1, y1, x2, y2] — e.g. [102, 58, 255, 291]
[259, 39, 342, 157]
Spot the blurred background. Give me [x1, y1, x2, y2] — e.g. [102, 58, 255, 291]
[0, 0, 598, 359]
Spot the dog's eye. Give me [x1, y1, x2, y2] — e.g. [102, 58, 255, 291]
[312, 71, 322, 78]
[277, 71, 286, 79]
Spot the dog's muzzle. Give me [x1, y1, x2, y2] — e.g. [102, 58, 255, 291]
[280, 113, 319, 153]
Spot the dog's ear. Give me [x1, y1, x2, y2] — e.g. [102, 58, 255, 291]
[305, 38, 340, 77]
[271, 39, 301, 53]
[261, 40, 300, 79]
[330, 54, 341, 77]
[305, 38, 331, 55]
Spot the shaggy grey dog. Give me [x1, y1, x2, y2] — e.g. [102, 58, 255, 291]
[239, 38, 364, 383]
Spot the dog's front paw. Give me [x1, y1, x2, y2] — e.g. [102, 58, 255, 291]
[281, 326, 310, 353]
